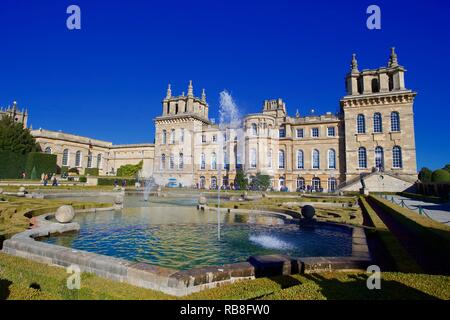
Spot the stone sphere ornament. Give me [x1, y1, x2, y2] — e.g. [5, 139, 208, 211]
[198, 195, 207, 205]
[301, 205, 316, 219]
[19, 186, 26, 193]
[55, 205, 75, 223]
[114, 195, 124, 205]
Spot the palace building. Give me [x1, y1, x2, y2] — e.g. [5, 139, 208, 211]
[9, 48, 418, 192]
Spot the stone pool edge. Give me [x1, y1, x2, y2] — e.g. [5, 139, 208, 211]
[2, 207, 371, 297]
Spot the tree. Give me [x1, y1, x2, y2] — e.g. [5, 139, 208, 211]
[250, 172, 272, 191]
[418, 167, 432, 182]
[443, 164, 450, 173]
[117, 160, 143, 177]
[431, 169, 450, 183]
[234, 168, 248, 190]
[0, 115, 39, 155]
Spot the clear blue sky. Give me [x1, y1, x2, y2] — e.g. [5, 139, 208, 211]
[0, 0, 449, 170]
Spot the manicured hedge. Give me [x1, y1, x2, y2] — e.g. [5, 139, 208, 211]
[0, 151, 26, 179]
[24, 152, 57, 178]
[398, 192, 444, 203]
[359, 196, 421, 273]
[97, 177, 136, 186]
[84, 168, 99, 176]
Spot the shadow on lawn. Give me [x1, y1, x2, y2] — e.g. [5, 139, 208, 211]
[0, 279, 12, 300]
[302, 273, 438, 300]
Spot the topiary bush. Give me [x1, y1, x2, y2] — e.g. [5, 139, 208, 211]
[24, 152, 57, 178]
[117, 161, 142, 177]
[84, 168, 99, 176]
[431, 169, 450, 183]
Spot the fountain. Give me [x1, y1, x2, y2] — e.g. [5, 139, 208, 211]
[141, 176, 157, 202]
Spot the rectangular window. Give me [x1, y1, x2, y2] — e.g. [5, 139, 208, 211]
[180, 129, 184, 143]
[201, 135, 206, 143]
[311, 128, 319, 138]
[296, 128, 304, 138]
[327, 127, 335, 137]
[212, 135, 217, 143]
[279, 128, 286, 138]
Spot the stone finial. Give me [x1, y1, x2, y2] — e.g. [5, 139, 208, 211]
[351, 53, 359, 73]
[187, 80, 193, 97]
[295, 109, 300, 117]
[166, 83, 172, 99]
[389, 47, 398, 67]
[201, 88, 206, 102]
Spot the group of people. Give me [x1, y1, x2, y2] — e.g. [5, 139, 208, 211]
[41, 173, 58, 186]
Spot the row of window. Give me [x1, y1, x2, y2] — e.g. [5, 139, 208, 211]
[357, 112, 400, 134]
[44, 147, 103, 168]
[161, 128, 185, 144]
[277, 126, 336, 139]
[357, 146, 403, 169]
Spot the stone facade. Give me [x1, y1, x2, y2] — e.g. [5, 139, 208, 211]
[22, 48, 416, 191]
[0, 100, 28, 128]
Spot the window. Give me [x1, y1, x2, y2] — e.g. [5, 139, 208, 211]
[62, 149, 69, 166]
[250, 148, 257, 168]
[180, 128, 185, 143]
[223, 132, 227, 141]
[97, 154, 102, 168]
[170, 129, 175, 144]
[278, 150, 285, 169]
[211, 152, 217, 170]
[212, 135, 217, 143]
[268, 149, 272, 168]
[200, 153, 206, 170]
[169, 153, 175, 169]
[311, 128, 319, 137]
[199, 176, 206, 189]
[162, 130, 167, 144]
[312, 177, 321, 191]
[251, 123, 258, 136]
[312, 149, 320, 169]
[279, 127, 286, 138]
[44, 147, 52, 154]
[373, 113, 382, 133]
[371, 78, 380, 93]
[391, 112, 400, 132]
[296, 177, 305, 190]
[211, 177, 217, 189]
[375, 146, 384, 170]
[75, 151, 82, 167]
[160, 154, 166, 170]
[297, 150, 304, 169]
[327, 127, 335, 137]
[358, 147, 367, 168]
[87, 151, 92, 168]
[392, 146, 403, 168]
[328, 149, 336, 169]
[328, 178, 337, 192]
[201, 135, 206, 143]
[357, 114, 366, 134]
[296, 128, 304, 138]
[179, 153, 183, 169]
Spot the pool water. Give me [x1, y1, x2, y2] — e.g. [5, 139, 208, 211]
[40, 196, 353, 270]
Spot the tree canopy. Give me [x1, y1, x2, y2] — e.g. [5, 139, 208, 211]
[0, 115, 39, 155]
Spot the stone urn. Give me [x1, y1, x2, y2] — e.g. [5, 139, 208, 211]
[55, 205, 75, 223]
[301, 205, 316, 220]
[19, 186, 26, 193]
[198, 195, 207, 205]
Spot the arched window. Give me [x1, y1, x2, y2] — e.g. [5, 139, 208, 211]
[211, 177, 217, 189]
[375, 146, 384, 170]
[312, 149, 320, 169]
[75, 151, 82, 167]
[357, 114, 366, 134]
[97, 154, 102, 168]
[200, 153, 206, 170]
[169, 153, 175, 169]
[297, 150, 304, 169]
[392, 146, 403, 168]
[391, 112, 400, 132]
[328, 149, 336, 169]
[268, 149, 272, 168]
[328, 178, 337, 192]
[160, 154, 166, 170]
[312, 177, 321, 191]
[179, 153, 183, 169]
[62, 149, 69, 166]
[87, 151, 93, 168]
[44, 147, 52, 154]
[199, 176, 206, 189]
[211, 152, 217, 170]
[278, 150, 285, 169]
[373, 112, 382, 133]
[371, 78, 380, 93]
[180, 128, 185, 143]
[250, 148, 257, 168]
[162, 130, 167, 144]
[170, 129, 175, 144]
[358, 147, 367, 168]
[251, 123, 258, 136]
[296, 177, 305, 190]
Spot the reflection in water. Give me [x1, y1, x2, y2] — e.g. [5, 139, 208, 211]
[41, 196, 353, 270]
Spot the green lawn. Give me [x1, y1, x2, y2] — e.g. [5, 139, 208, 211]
[0, 252, 448, 300]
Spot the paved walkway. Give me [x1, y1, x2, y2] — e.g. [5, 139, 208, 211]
[390, 195, 450, 226]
